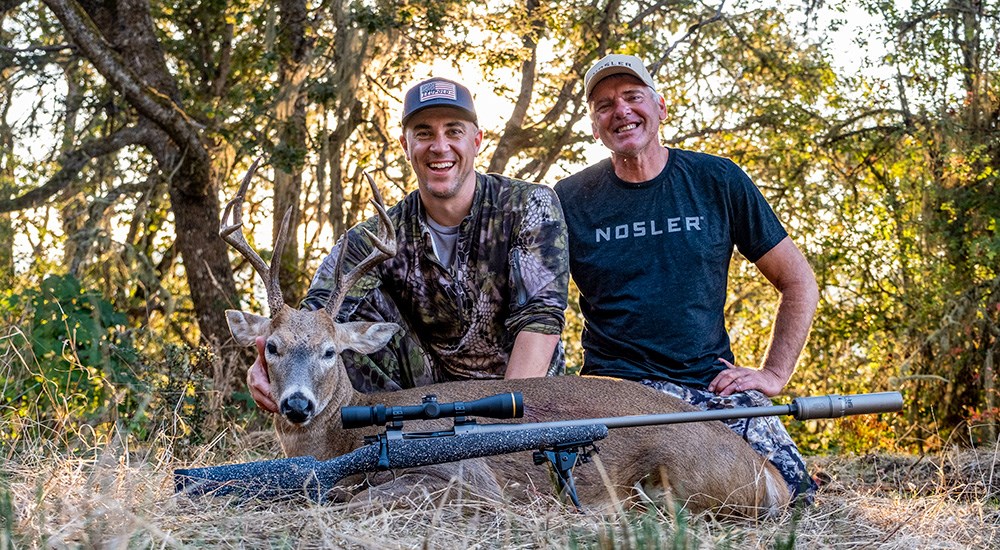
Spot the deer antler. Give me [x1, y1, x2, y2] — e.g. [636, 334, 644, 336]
[220, 158, 293, 316]
[325, 171, 396, 315]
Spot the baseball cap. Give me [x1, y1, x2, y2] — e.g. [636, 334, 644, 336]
[401, 77, 478, 127]
[584, 54, 656, 99]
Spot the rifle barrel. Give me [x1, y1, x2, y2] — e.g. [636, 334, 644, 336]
[472, 392, 903, 433]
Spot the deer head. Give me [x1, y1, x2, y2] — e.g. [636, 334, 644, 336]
[220, 159, 398, 425]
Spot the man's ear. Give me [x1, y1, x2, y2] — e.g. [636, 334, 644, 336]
[398, 134, 410, 161]
[473, 126, 483, 152]
[338, 321, 400, 354]
[225, 310, 271, 346]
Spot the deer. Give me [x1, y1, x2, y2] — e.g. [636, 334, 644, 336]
[219, 162, 792, 516]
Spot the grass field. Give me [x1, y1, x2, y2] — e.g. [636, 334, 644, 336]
[3, 428, 997, 549]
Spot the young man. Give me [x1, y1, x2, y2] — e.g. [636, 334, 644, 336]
[248, 77, 569, 409]
[554, 54, 820, 500]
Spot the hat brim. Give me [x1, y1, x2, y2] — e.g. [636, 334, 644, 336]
[402, 102, 478, 127]
[585, 68, 652, 99]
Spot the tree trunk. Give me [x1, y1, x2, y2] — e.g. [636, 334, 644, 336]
[272, 0, 309, 302]
[45, 0, 238, 348]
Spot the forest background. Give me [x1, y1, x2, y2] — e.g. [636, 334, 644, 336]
[1, 0, 998, 465]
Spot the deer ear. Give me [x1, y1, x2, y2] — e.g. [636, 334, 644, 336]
[338, 322, 399, 354]
[226, 310, 271, 346]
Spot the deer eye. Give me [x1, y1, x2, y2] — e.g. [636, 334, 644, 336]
[323, 348, 336, 359]
[266, 342, 278, 355]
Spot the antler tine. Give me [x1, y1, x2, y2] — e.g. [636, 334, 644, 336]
[268, 205, 294, 314]
[219, 158, 286, 315]
[325, 171, 397, 315]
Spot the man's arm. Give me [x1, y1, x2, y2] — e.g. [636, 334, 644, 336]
[505, 331, 561, 378]
[500, 184, 569, 378]
[709, 236, 819, 397]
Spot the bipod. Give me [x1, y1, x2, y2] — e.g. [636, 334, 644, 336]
[533, 439, 599, 511]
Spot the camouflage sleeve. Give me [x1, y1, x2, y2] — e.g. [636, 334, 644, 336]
[505, 184, 569, 337]
[301, 216, 383, 320]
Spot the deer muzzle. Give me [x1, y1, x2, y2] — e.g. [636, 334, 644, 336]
[280, 391, 315, 424]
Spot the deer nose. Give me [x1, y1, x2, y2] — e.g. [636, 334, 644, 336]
[280, 392, 315, 424]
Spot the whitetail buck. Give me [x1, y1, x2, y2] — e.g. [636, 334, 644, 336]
[220, 163, 791, 516]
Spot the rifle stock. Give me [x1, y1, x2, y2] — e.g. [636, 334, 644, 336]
[174, 424, 608, 502]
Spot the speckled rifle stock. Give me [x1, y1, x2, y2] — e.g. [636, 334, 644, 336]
[174, 424, 608, 502]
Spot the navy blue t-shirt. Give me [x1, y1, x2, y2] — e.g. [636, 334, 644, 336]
[554, 149, 788, 388]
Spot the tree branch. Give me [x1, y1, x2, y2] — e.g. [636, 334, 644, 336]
[0, 44, 76, 54]
[0, 124, 150, 212]
[41, 0, 210, 184]
[1, 0, 28, 15]
[488, 0, 540, 174]
[648, 1, 726, 74]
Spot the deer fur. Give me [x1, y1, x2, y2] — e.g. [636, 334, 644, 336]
[221, 166, 791, 516]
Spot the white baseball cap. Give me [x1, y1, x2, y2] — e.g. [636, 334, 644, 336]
[584, 54, 656, 99]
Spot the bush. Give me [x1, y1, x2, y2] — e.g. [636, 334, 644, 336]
[0, 275, 224, 450]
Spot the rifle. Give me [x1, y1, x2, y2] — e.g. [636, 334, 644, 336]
[174, 391, 903, 506]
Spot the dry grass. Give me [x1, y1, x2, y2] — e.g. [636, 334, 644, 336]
[3, 431, 998, 549]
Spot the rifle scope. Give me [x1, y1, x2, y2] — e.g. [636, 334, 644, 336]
[341, 392, 524, 429]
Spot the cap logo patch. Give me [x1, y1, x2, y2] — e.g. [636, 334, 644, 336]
[597, 60, 635, 71]
[419, 81, 457, 103]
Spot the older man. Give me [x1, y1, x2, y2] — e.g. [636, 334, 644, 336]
[554, 54, 820, 501]
[248, 77, 569, 408]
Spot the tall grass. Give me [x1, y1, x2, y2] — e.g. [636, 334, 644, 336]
[3, 409, 998, 548]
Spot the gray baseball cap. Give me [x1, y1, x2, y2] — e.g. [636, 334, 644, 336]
[584, 54, 656, 99]
[401, 77, 478, 127]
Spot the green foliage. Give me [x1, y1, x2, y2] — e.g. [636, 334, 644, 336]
[0, 275, 139, 440]
[0, 275, 239, 451]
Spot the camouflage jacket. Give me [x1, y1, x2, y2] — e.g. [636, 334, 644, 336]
[303, 172, 569, 388]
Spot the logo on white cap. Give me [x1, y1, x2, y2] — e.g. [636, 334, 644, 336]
[596, 59, 636, 71]
[419, 81, 457, 103]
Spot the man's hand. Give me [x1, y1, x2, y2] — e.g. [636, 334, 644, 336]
[248, 336, 278, 413]
[708, 358, 788, 397]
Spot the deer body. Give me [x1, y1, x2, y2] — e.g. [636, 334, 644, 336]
[221, 168, 791, 515]
[227, 305, 791, 515]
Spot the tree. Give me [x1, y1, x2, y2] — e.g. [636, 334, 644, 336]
[1, 0, 242, 351]
[819, 0, 999, 446]
[0, 0, 483, 390]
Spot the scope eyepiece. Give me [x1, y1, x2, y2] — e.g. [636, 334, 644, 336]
[341, 392, 524, 429]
